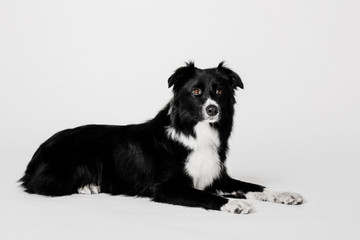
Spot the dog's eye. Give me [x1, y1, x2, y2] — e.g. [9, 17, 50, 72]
[216, 89, 223, 95]
[192, 88, 202, 95]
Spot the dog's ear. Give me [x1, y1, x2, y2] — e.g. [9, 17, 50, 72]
[217, 61, 243, 89]
[168, 62, 196, 89]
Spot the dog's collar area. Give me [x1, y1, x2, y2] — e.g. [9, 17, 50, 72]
[165, 122, 220, 150]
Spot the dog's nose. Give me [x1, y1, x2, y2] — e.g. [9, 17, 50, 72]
[206, 105, 219, 116]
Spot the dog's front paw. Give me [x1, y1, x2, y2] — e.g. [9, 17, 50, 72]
[246, 189, 303, 205]
[220, 199, 253, 214]
[275, 192, 303, 205]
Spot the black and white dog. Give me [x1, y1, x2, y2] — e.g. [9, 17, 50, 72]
[20, 62, 303, 214]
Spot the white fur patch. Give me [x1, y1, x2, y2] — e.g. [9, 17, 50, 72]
[166, 122, 221, 190]
[220, 199, 253, 214]
[166, 127, 197, 149]
[78, 184, 100, 194]
[246, 189, 303, 205]
[203, 98, 220, 123]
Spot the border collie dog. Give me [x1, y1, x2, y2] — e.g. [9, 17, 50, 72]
[20, 62, 303, 214]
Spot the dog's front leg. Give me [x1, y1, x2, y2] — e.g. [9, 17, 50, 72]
[214, 175, 304, 205]
[152, 186, 253, 214]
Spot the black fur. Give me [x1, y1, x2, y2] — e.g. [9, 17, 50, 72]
[20, 62, 266, 212]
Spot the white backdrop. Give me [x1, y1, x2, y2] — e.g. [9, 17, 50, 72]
[1, 0, 359, 239]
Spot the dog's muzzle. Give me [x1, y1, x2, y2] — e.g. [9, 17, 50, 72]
[203, 99, 220, 122]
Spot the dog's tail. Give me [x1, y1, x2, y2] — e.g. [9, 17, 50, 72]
[18, 173, 31, 189]
[18, 147, 43, 192]
[18, 164, 35, 192]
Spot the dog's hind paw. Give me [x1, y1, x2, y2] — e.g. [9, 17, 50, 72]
[78, 184, 100, 194]
[220, 199, 253, 214]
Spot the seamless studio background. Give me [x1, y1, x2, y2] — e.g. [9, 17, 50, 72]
[0, 0, 359, 239]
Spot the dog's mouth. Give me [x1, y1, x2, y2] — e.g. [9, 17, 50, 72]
[203, 114, 221, 123]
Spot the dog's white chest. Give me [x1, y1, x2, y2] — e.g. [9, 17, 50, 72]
[167, 122, 222, 190]
[185, 123, 221, 190]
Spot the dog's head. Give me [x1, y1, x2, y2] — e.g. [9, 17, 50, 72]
[168, 62, 243, 129]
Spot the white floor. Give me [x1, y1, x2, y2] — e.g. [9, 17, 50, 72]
[1, 142, 359, 240]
